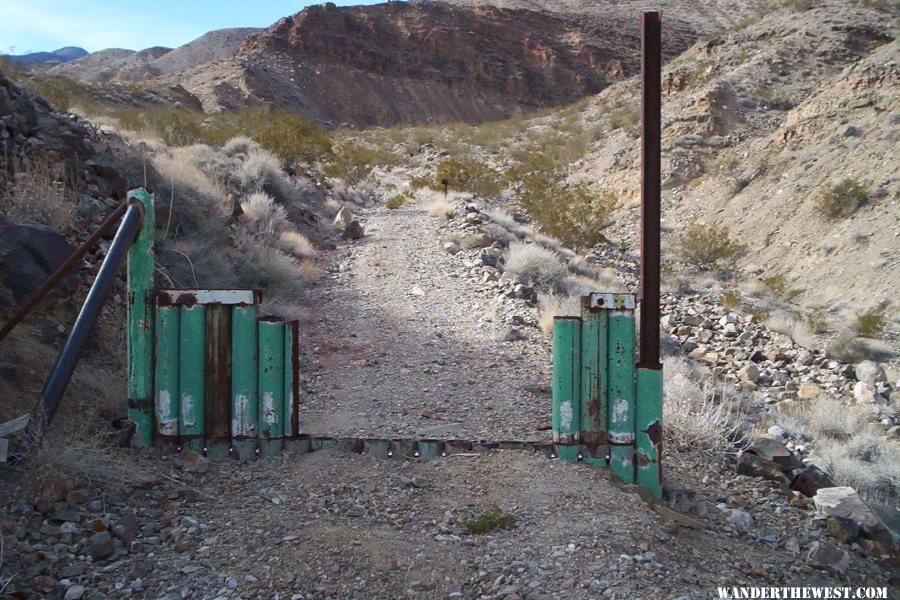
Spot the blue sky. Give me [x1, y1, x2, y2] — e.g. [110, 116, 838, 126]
[0, 1, 385, 54]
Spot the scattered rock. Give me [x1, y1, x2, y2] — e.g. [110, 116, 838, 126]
[806, 542, 850, 575]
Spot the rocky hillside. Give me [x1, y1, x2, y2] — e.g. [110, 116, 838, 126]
[564, 0, 899, 317]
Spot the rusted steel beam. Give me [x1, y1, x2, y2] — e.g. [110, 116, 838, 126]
[639, 10, 662, 369]
[204, 304, 232, 459]
[0, 202, 127, 344]
[13, 202, 144, 463]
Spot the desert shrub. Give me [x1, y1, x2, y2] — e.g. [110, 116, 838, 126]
[678, 223, 745, 270]
[427, 199, 455, 219]
[485, 208, 531, 240]
[803, 309, 829, 334]
[385, 190, 413, 209]
[663, 357, 748, 453]
[766, 312, 816, 347]
[760, 272, 803, 301]
[435, 157, 503, 198]
[234, 148, 297, 203]
[410, 175, 433, 189]
[524, 184, 616, 251]
[463, 506, 516, 535]
[815, 179, 869, 220]
[827, 334, 877, 363]
[720, 290, 741, 309]
[20, 75, 97, 113]
[855, 305, 889, 337]
[807, 396, 864, 440]
[240, 192, 288, 242]
[608, 105, 640, 137]
[231, 236, 303, 300]
[222, 136, 260, 157]
[150, 151, 230, 234]
[324, 141, 398, 186]
[112, 106, 205, 147]
[0, 153, 77, 230]
[279, 231, 316, 258]
[816, 434, 898, 503]
[504, 242, 567, 291]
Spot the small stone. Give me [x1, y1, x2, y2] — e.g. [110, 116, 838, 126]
[64, 585, 86, 600]
[443, 242, 460, 255]
[410, 285, 426, 297]
[826, 516, 859, 544]
[855, 361, 886, 386]
[852, 381, 884, 404]
[112, 514, 139, 543]
[344, 220, 364, 240]
[806, 542, 850, 575]
[728, 509, 754, 531]
[174, 450, 209, 474]
[496, 326, 525, 342]
[89, 531, 114, 559]
[797, 383, 822, 400]
[738, 364, 760, 383]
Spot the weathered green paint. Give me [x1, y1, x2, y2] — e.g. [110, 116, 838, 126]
[607, 308, 636, 483]
[311, 437, 336, 450]
[552, 316, 581, 461]
[153, 304, 179, 450]
[231, 304, 258, 459]
[258, 318, 285, 457]
[126, 188, 155, 447]
[417, 440, 442, 460]
[364, 439, 391, 458]
[635, 366, 663, 498]
[580, 300, 608, 466]
[204, 304, 232, 459]
[179, 304, 206, 452]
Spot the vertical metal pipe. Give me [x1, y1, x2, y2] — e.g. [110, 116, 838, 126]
[258, 318, 285, 457]
[204, 304, 232, 459]
[608, 308, 636, 483]
[13, 203, 144, 462]
[127, 189, 155, 447]
[635, 366, 663, 498]
[551, 316, 581, 461]
[154, 303, 180, 451]
[580, 298, 608, 466]
[231, 304, 258, 459]
[639, 11, 662, 368]
[179, 304, 206, 453]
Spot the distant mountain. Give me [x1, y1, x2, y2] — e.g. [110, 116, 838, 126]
[4, 47, 88, 68]
[44, 28, 260, 82]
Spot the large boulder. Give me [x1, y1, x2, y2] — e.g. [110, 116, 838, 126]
[0, 221, 78, 304]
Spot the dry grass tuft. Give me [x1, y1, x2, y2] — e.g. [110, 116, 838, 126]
[279, 230, 317, 258]
[663, 357, 748, 454]
[427, 199, 456, 219]
[240, 192, 288, 243]
[504, 242, 567, 291]
[537, 293, 581, 335]
[0, 154, 78, 230]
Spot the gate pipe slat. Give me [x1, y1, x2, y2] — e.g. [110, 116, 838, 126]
[127, 189, 155, 447]
[551, 316, 581, 461]
[635, 366, 663, 498]
[607, 309, 636, 483]
[179, 304, 206, 452]
[231, 304, 258, 459]
[580, 299, 607, 466]
[283, 320, 298, 441]
[13, 201, 144, 463]
[258, 318, 285, 457]
[204, 304, 231, 459]
[154, 304, 180, 451]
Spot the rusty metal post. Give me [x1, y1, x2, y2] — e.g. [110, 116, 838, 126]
[636, 10, 664, 498]
[127, 189, 155, 447]
[0, 202, 127, 344]
[204, 304, 232, 458]
[639, 10, 662, 369]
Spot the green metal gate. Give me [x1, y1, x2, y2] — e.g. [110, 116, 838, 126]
[552, 293, 663, 498]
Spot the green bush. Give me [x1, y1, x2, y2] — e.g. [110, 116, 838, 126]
[608, 105, 640, 137]
[463, 506, 516, 535]
[855, 306, 889, 337]
[385, 190, 413, 209]
[323, 140, 397, 185]
[815, 179, 869, 220]
[678, 223, 745, 270]
[721, 290, 741, 308]
[435, 157, 503, 198]
[761, 272, 803, 301]
[523, 183, 617, 251]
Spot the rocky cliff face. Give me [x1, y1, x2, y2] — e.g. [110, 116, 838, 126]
[178, 0, 713, 126]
